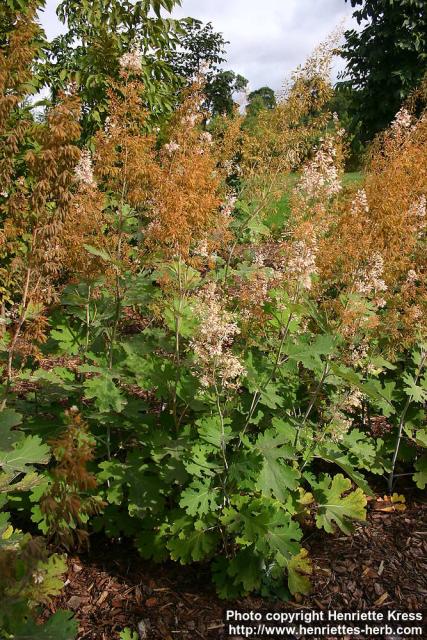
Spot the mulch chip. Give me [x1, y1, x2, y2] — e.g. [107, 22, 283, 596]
[43, 498, 426, 639]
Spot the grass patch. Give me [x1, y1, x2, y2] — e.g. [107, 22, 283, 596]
[342, 171, 364, 186]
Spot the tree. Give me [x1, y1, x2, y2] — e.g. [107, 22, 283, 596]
[168, 19, 248, 115]
[246, 87, 276, 116]
[40, 0, 184, 139]
[169, 19, 226, 78]
[244, 86, 276, 132]
[206, 70, 248, 116]
[339, 0, 427, 141]
[329, 85, 364, 168]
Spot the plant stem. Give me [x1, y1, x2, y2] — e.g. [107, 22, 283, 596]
[239, 312, 293, 444]
[387, 351, 426, 494]
[6, 266, 32, 382]
[172, 258, 184, 430]
[294, 361, 330, 448]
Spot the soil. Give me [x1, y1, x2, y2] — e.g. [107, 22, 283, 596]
[43, 495, 427, 640]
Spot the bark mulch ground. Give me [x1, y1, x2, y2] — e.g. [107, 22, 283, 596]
[43, 496, 427, 640]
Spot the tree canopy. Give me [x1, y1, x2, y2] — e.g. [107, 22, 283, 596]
[167, 19, 248, 115]
[339, 0, 427, 141]
[41, 0, 184, 138]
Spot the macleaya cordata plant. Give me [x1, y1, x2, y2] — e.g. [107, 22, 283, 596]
[0, 83, 85, 387]
[83, 34, 380, 600]
[32, 407, 104, 550]
[0, 423, 77, 638]
[89, 60, 426, 600]
[1, 12, 426, 607]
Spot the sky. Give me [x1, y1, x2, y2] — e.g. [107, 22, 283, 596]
[38, 0, 356, 93]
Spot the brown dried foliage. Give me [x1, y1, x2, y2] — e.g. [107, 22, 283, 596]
[1, 92, 84, 372]
[93, 74, 232, 262]
[148, 84, 229, 258]
[0, 2, 41, 190]
[0, 6, 109, 372]
[40, 408, 103, 551]
[314, 107, 427, 349]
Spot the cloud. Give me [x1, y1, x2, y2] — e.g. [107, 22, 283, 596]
[38, 0, 67, 40]
[172, 0, 355, 90]
[39, 0, 355, 91]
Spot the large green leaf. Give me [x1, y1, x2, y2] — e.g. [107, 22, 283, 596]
[136, 522, 169, 563]
[212, 551, 264, 599]
[413, 454, 427, 490]
[167, 516, 219, 563]
[184, 443, 223, 478]
[255, 429, 300, 501]
[0, 436, 50, 474]
[97, 460, 127, 505]
[0, 409, 23, 449]
[179, 479, 220, 517]
[285, 334, 335, 373]
[196, 416, 232, 449]
[312, 473, 367, 534]
[226, 548, 264, 593]
[262, 510, 302, 560]
[84, 375, 126, 413]
[341, 429, 384, 474]
[126, 452, 167, 516]
[403, 373, 427, 403]
[221, 496, 271, 545]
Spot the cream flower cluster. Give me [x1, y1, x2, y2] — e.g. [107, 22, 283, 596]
[74, 149, 96, 188]
[191, 283, 246, 389]
[298, 137, 342, 201]
[222, 193, 237, 217]
[287, 239, 318, 290]
[354, 253, 387, 307]
[164, 140, 180, 154]
[351, 189, 369, 215]
[409, 194, 426, 234]
[391, 107, 413, 134]
[119, 48, 142, 72]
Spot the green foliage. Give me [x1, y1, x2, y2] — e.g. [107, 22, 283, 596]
[340, 0, 427, 140]
[310, 474, 367, 535]
[206, 70, 248, 116]
[0, 436, 50, 474]
[41, 0, 184, 138]
[7, 609, 77, 640]
[329, 86, 365, 169]
[167, 19, 226, 81]
[3, 262, 426, 599]
[119, 629, 139, 640]
[55, 263, 423, 599]
[167, 18, 249, 115]
[83, 374, 127, 414]
[245, 86, 277, 132]
[0, 428, 76, 639]
[179, 479, 220, 517]
[255, 428, 300, 500]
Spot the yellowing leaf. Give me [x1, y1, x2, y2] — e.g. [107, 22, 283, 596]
[313, 474, 367, 534]
[287, 548, 312, 596]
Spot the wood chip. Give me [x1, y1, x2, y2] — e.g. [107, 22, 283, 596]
[97, 590, 109, 605]
[374, 592, 390, 606]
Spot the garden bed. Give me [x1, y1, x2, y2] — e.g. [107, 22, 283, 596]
[43, 496, 427, 640]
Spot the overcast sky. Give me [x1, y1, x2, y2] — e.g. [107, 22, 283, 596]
[39, 0, 355, 92]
